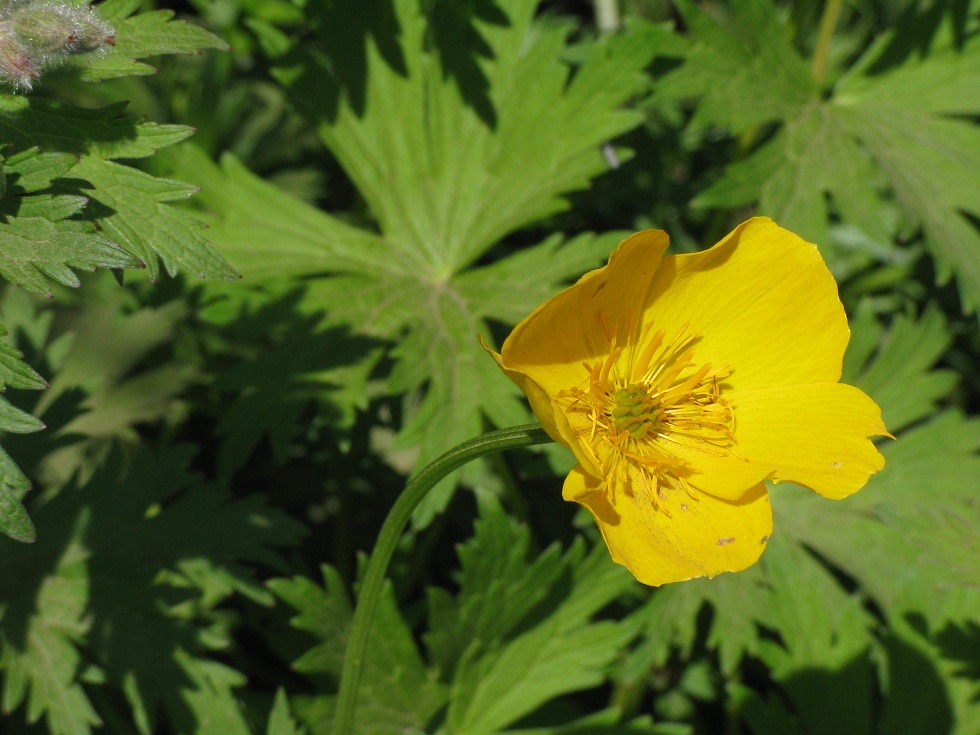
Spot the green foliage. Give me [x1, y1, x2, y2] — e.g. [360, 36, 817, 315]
[272, 497, 640, 735]
[181, 0, 676, 523]
[0, 0, 236, 540]
[659, 0, 980, 311]
[0, 444, 304, 735]
[0, 1, 977, 734]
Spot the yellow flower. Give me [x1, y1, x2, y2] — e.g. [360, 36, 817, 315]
[484, 217, 889, 586]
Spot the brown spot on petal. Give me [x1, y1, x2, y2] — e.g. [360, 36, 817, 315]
[716, 537, 735, 546]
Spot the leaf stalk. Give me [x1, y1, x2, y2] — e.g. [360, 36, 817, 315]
[812, 0, 844, 88]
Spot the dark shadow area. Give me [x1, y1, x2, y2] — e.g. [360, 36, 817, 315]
[739, 639, 954, 735]
[866, 0, 969, 75]
[424, 0, 510, 128]
[295, 0, 408, 121]
[0, 98, 143, 157]
[208, 287, 383, 476]
[777, 653, 876, 735]
[876, 625, 955, 735]
[76, 444, 305, 733]
[280, 0, 507, 129]
[935, 619, 980, 703]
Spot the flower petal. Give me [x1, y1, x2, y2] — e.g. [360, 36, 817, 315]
[499, 229, 669, 402]
[563, 465, 772, 586]
[640, 217, 849, 392]
[675, 383, 888, 500]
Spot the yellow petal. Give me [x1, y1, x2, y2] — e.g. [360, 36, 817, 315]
[480, 337, 563, 443]
[674, 383, 887, 500]
[480, 336, 604, 475]
[564, 465, 773, 586]
[640, 217, 849, 392]
[498, 229, 669, 402]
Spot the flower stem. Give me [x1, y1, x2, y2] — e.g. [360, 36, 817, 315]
[595, 0, 620, 36]
[331, 423, 552, 735]
[812, 0, 844, 88]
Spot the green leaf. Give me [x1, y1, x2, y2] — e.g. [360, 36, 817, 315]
[181, 2, 666, 521]
[168, 651, 251, 735]
[0, 94, 237, 284]
[438, 497, 640, 735]
[0, 335, 46, 393]
[0, 552, 101, 735]
[842, 303, 958, 433]
[424, 495, 571, 678]
[640, 563, 768, 677]
[0, 145, 142, 297]
[663, 0, 980, 310]
[267, 688, 304, 735]
[836, 45, 980, 311]
[170, 148, 387, 279]
[0, 314, 45, 542]
[71, 158, 239, 282]
[0, 96, 193, 161]
[653, 0, 814, 132]
[0, 485, 35, 543]
[71, 6, 229, 82]
[0, 444, 304, 735]
[269, 565, 447, 735]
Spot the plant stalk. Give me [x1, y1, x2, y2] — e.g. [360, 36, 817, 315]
[595, 0, 620, 36]
[812, 0, 844, 88]
[331, 423, 552, 735]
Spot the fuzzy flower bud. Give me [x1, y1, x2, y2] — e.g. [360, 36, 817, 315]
[0, 0, 115, 91]
[0, 24, 38, 90]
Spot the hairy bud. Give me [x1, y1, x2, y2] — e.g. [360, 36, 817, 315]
[0, 0, 115, 91]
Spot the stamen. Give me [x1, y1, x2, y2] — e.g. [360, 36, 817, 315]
[633, 328, 666, 381]
[599, 346, 623, 387]
[555, 318, 736, 518]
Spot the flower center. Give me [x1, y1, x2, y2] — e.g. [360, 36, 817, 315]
[610, 383, 661, 439]
[556, 319, 735, 505]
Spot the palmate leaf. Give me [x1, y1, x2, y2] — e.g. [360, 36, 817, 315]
[660, 0, 980, 311]
[182, 0, 670, 522]
[0, 445, 304, 735]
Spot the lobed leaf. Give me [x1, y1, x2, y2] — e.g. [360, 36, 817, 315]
[71, 4, 229, 83]
[184, 0, 666, 522]
[0, 444, 304, 734]
[71, 158, 238, 282]
[661, 0, 980, 310]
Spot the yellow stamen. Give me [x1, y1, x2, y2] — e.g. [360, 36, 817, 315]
[556, 319, 736, 517]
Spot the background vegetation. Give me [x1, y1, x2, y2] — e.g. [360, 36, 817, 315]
[0, 0, 977, 733]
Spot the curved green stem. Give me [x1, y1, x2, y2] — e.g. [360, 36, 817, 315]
[332, 423, 552, 735]
[812, 0, 844, 88]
